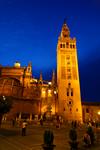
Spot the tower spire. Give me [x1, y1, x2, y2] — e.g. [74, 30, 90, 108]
[52, 70, 56, 85]
[39, 72, 43, 82]
[60, 20, 70, 38]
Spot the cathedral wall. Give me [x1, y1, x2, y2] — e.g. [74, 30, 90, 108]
[82, 104, 100, 123]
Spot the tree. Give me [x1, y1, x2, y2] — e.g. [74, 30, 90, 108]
[69, 126, 79, 150]
[42, 130, 56, 150]
[0, 96, 13, 126]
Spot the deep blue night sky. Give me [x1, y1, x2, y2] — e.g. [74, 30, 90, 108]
[0, 0, 100, 102]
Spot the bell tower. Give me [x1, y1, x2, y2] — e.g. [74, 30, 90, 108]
[57, 21, 82, 122]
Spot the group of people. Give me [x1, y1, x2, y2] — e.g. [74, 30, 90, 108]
[39, 115, 64, 128]
[83, 124, 95, 147]
[70, 120, 95, 148]
[83, 132, 91, 146]
[11, 117, 96, 143]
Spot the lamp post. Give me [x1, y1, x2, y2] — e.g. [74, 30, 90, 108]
[46, 82, 52, 119]
[54, 91, 57, 115]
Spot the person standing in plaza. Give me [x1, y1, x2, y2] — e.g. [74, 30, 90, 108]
[22, 120, 27, 136]
[83, 131, 91, 147]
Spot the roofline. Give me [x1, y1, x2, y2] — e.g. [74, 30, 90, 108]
[82, 101, 100, 106]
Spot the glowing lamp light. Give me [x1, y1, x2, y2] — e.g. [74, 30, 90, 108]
[3, 95, 6, 100]
[54, 91, 57, 94]
[97, 111, 100, 115]
[41, 90, 46, 98]
[42, 90, 45, 94]
[48, 82, 51, 85]
[48, 89, 51, 93]
[48, 89, 52, 97]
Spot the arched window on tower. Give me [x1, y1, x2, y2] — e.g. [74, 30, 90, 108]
[66, 42, 69, 48]
[71, 89, 73, 96]
[67, 89, 69, 96]
[60, 43, 62, 48]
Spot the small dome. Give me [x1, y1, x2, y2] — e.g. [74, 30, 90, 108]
[0, 77, 22, 97]
[14, 62, 21, 68]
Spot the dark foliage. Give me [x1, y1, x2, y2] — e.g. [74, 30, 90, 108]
[42, 130, 55, 150]
[69, 127, 78, 150]
[0, 96, 12, 115]
[43, 130, 54, 145]
[69, 127, 77, 141]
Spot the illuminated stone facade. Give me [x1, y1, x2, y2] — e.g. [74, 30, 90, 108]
[82, 102, 100, 123]
[57, 22, 82, 122]
[0, 22, 100, 122]
[0, 63, 57, 120]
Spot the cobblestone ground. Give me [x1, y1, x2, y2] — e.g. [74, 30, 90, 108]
[0, 121, 100, 150]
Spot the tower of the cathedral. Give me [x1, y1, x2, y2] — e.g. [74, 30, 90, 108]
[57, 22, 82, 122]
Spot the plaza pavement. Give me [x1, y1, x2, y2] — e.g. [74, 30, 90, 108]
[0, 121, 100, 150]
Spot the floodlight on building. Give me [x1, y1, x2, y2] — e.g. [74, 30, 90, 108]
[97, 111, 100, 115]
[54, 91, 57, 94]
[48, 82, 51, 85]
[48, 89, 51, 93]
[33, 79, 38, 82]
[42, 90, 45, 94]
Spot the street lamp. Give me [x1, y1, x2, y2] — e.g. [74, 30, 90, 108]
[48, 82, 51, 85]
[3, 96, 6, 100]
[97, 111, 100, 123]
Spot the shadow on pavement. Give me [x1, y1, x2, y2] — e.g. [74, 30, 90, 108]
[0, 128, 20, 136]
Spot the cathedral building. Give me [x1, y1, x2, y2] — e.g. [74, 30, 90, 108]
[0, 22, 100, 123]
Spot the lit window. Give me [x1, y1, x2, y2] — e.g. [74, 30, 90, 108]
[48, 89, 51, 93]
[42, 91, 45, 94]
[42, 90, 46, 98]
[48, 89, 52, 97]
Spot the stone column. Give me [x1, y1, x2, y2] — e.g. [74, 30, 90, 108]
[30, 113, 32, 121]
[19, 112, 21, 120]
